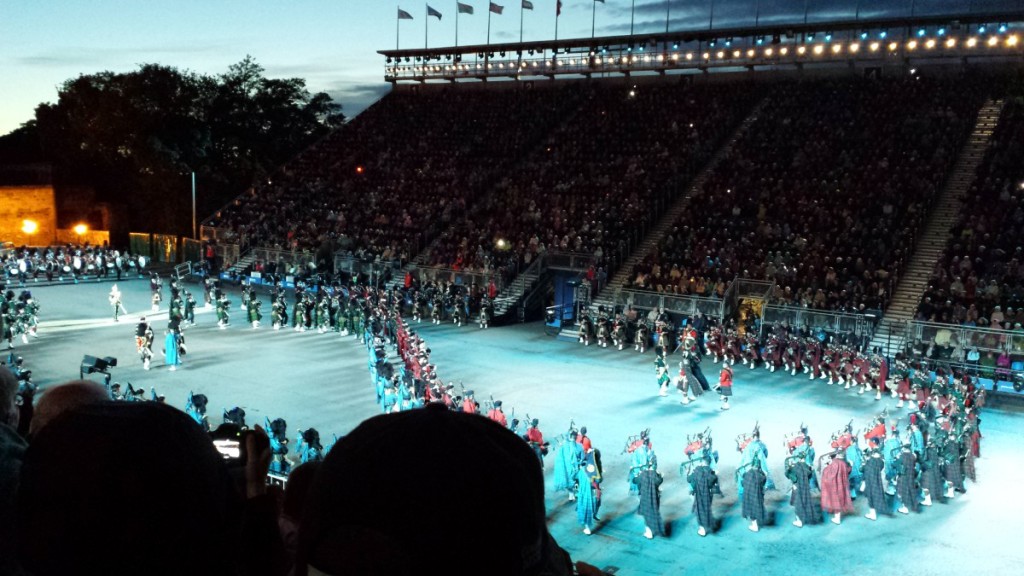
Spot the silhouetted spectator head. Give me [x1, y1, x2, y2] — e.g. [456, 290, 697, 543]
[28, 379, 109, 437]
[0, 369, 17, 428]
[297, 403, 573, 576]
[17, 402, 242, 576]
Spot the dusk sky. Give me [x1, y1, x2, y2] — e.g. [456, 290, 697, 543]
[1, 0, 1016, 136]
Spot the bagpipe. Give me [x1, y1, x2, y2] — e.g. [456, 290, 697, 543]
[679, 427, 714, 477]
[735, 421, 759, 454]
[551, 418, 578, 448]
[863, 408, 889, 446]
[623, 428, 651, 455]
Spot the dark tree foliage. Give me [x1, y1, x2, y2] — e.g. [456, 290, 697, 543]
[2, 57, 344, 238]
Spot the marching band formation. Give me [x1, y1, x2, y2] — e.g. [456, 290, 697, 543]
[2, 244, 147, 285]
[88, 271, 995, 539]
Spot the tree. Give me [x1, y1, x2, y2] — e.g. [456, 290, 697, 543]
[8, 58, 345, 239]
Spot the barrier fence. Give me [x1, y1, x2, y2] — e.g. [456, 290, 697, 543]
[761, 304, 876, 340]
[129, 233, 151, 260]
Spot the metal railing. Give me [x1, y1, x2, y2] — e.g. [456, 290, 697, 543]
[906, 321, 1024, 357]
[761, 304, 876, 340]
[614, 288, 726, 321]
[544, 250, 598, 272]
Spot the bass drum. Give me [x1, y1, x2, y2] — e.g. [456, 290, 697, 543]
[137, 256, 147, 269]
[63, 265, 72, 273]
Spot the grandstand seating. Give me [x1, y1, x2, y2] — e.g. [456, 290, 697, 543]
[627, 76, 987, 312]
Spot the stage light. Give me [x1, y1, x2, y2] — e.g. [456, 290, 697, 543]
[21, 220, 38, 235]
[806, 33, 814, 42]
[917, 29, 926, 37]
[860, 31, 869, 40]
[938, 28, 946, 36]
[1008, 35, 1019, 47]
[925, 39, 936, 49]
[978, 25, 987, 34]
[764, 47, 773, 56]
[988, 36, 999, 46]
[716, 51, 725, 59]
[672, 42, 679, 49]
[657, 54, 664, 61]
[832, 44, 842, 53]
[733, 50, 741, 58]
[595, 57, 602, 64]
[780, 47, 788, 55]
[797, 46, 806, 55]
[907, 40, 918, 50]
[708, 39, 716, 47]
[946, 38, 957, 48]
[813, 45, 824, 55]
[849, 43, 860, 53]
[672, 53, 680, 60]
[967, 37, 977, 47]
[825, 33, 833, 42]
[999, 24, 1008, 33]
[702, 52, 709, 59]
[888, 42, 899, 51]
[747, 49, 755, 57]
[879, 31, 887, 39]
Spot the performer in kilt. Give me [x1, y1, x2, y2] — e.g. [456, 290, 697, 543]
[554, 425, 583, 502]
[895, 443, 921, 515]
[184, 291, 196, 325]
[575, 454, 602, 535]
[820, 451, 854, 525]
[685, 444, 720, 537]
[862, 447, 888, 520]
[785, 454, 819, 528]
[215, 290, 231, 328]
[716, 364, 734, 410]
[741, 452, 768, 532]
[633, 463, 665, 539]
[247, 292, 262, 329]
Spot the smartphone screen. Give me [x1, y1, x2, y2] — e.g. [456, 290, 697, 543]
[213, 439, 241, 460]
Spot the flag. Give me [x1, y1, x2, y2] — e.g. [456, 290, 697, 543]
[489, 2, 503, 14]
[522, 0, 533, 9]
[594, 0, 604, 3]
[556, 0, 562, 17]
[398, 7, 413, 19]
[427, 5, 442, 19]
[457, 1, 474, 14]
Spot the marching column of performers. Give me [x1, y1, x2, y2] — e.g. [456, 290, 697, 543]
[169, 279, 991, 538]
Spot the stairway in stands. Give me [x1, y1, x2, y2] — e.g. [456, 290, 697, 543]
[225, 251, 257, 276]
[589, 96, 770, 313]
[867, 98, 1005, 358]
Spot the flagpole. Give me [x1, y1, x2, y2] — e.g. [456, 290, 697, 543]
[520, 1, 524, 45]
[425, 3, 429, 49]
[665, 0, 670, 34]
[486, 7, 491, 71]
[591, 0, 596, 40]
[555, 7, 559, 43]
[455, 1, 459, 47]
[397, 9, 401, 50]
[630, 0, 635, 36]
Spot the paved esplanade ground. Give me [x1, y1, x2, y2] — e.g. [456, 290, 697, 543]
[24, 279, 1024, 576]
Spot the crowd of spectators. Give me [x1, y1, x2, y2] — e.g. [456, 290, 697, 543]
[204, 86, 580, 268]
[628, 75, 987, 313]
[919, 97, 1024, 328]
[424, 82, 761, 283]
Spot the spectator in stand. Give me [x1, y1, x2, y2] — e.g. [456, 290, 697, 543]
[630, 75, 986, 314]
[26, 379, 109, 437]
[16, 402, 287, 576]
[921, 98, 1024, 325]
[295, 403, 603, 576]
[0, 369, 26, 576]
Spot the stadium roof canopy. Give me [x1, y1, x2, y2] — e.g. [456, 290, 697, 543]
[378, 10, 1024, 83]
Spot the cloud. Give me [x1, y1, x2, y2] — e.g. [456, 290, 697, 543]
[326, 83, 392, 116]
